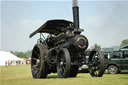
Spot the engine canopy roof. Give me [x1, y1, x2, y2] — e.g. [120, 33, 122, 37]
[29, 19, 73, 38]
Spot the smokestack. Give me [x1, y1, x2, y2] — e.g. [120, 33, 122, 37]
[72, 0, 79, 29]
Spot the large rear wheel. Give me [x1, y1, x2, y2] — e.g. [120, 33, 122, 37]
[31, 44, 49, 78]
[88, 48, 105, 77]
[57, 48, 71, 78]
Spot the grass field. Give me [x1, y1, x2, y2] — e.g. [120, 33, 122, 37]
[1, 65, 128, 85]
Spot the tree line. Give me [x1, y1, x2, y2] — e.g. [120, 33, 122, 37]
[11, 50, 32, 58]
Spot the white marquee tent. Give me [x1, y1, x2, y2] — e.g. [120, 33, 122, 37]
[0, 51, 26, 66]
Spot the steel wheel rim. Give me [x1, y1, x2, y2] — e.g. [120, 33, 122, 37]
[109, 66, 117, 74]
[31, 46, 41, 76]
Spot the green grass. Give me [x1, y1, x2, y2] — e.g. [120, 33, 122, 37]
[1, 65, 128, 85]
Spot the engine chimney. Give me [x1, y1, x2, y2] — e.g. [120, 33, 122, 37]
[72, 0, 79, 29]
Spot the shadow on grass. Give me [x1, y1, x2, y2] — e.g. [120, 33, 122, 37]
[46, 74, 85, 79]
[104, 71, 128, 74]
[120, 77, 128, 79]
[120, 72, 128, 74]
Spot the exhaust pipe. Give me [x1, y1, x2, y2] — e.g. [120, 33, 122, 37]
[72, 0, 79, 29]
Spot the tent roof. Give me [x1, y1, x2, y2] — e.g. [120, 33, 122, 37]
[0, 51, 24, 66]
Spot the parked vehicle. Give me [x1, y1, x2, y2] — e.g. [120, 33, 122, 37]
[104, 48, 128, 74]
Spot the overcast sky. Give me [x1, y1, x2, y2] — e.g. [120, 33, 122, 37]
[1, 0, 128, 52]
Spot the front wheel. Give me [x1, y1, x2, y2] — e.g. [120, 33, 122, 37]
[88, 48, 105, 77]
[31, 44, 49, 78]
[57, 48, 71, 78]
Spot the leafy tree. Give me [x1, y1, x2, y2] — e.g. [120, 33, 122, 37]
[11, 50, 32, 58]
[120, 39, 128, 48]
[94, 43, 101, 50]
[25, 50, 32, 58]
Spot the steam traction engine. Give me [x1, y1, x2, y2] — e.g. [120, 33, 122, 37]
[29, 0, 105, 78]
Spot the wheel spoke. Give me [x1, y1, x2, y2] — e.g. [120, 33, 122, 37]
[94, 70, 99, 75]
[59, 55, 66, 75]
[33, 57, 38, 61]
[60, 58, 64, 62]
[32, 67, 39, 74]
[62, 66, 65, 74]
[96, 52, 99, 56]
[33, 64, 38, 68]
[34, 50, 40, 57]
[93, 66, 100, 76]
